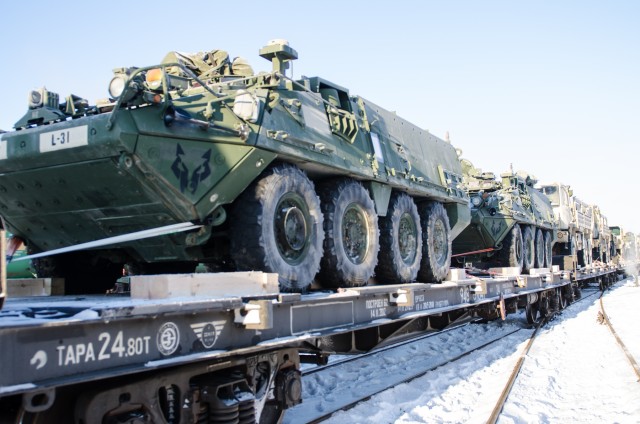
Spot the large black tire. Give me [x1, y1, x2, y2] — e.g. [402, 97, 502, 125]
[534, 228, 544, 269]
[417, 202, 451, 283]
[578, 238, 591, 267]
[318, 179, 379, 287]
[521, 225, 535, 273]
[586, 239, 593, 266]
[543, 230, 553, 268]
[600, 245, 608, 264]
[230, 164, 324, 292]
[376, 193, 422, 284]
[498, 224, 523, 272]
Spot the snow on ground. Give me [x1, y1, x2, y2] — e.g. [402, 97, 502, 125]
[285, 278, 640, 424]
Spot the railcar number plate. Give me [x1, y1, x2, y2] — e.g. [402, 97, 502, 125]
[39, 125, 88, 153]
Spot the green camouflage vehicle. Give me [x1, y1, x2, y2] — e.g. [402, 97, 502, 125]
[452, 158, 556, 273]
[5, 244, 35, 279]
[0, 40, 470, 293]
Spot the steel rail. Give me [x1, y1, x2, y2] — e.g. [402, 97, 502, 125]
[598, 287, 640, 382]
[486, 317, 547, 424]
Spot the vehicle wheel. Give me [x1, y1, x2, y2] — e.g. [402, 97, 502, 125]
[543, 231, 553, 268]
[318, 179, 379, 287]
[578, 239, 589, 267]
[376, 193, 422, 284]
[417, 202, 451, 283]
[498, 224, 523, 272]
[534, 228, 544, 269]
[230, 164, 324, 292]
[521, 226, 535, 273]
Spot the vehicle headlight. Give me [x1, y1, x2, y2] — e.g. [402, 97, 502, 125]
[108, 75, 127, 99]
[471, 195, 483, 207]
[145, 68, 163, 90]
[28, 89, 43, 108]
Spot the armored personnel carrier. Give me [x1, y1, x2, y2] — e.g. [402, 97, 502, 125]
[453, 158, 556, 273]
[0, 40, 470, 293]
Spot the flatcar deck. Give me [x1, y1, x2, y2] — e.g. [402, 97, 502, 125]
[1, 264, 615, 398]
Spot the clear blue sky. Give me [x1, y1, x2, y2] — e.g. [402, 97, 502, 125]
[1, 1, 639, 233]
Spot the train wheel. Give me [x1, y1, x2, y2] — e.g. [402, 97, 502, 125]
[525, 301, 539, 324]
[534, 228, 544, 269]
[318, 179, 379, 287]
[521, 226, 535, 273]
[498, 224, 523, 273]
[543, 230, 553, 268]
[230, 164, 324, 292]
[376, 193, 422, 283]
[417, 202, 451, 283]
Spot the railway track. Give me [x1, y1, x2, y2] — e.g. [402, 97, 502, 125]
[487, 284, 609, 423]
[285, 319, 527, 423]
[284, 284, 606, 424]
[301, 317, 480, 378]
[598, 286, 640, 382]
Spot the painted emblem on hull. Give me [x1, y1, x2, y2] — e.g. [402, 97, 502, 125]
[171, 144, 212, 194]
[491, 220, 503, 237]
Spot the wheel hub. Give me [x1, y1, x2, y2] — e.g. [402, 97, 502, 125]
[275, 196, 309, 264]
[398, 213, 417, 264]
[433, 219, 448, 265]
[342, 204, 369, 264]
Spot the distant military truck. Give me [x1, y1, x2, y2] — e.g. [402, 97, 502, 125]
[610, 225, 625, 263]
[453, 158, 556, 274]
[538, 183, 593, 270]
[590, 205, 612, 263]
[623, 232, 638, 263]
[0, 40, 470, 293]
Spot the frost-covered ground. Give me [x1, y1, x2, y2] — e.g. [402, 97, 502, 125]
[284, 278, 640, 424]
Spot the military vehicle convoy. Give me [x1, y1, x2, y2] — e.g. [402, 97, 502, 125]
[0, 40, 470, 293]
[0, 40, 631, 424]
[452, 158, 556, 273]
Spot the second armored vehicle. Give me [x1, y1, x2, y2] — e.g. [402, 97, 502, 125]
[453, 158, 556, 273]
